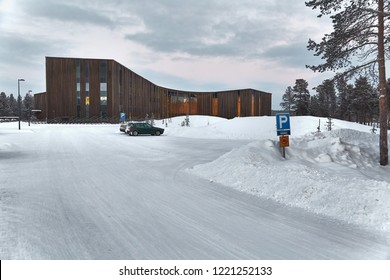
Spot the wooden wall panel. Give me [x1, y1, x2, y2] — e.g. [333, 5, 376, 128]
[218, 91, 238, 119]
[240, 89, 252, 117]
[46, 57, 77, 120]
[196, 94, 212, 115]
[261, 92, 272, 116]
[33, 92, 47, 120]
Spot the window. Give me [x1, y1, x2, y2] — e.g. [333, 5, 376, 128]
[85, 60, 90, 118]
[99, 60, 107, 83]
[76, 59, 81, 83]
[99, 61, 108, 117]
[100, 96, 107, 105]
[76, 60, 81, 117]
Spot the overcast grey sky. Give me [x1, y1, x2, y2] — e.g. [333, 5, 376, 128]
[0, 0, 333, 109]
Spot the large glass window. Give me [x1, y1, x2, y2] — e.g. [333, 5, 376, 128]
[76, 60, 81, 117]
[100, 93, 107, 105]
[85, 60, 90, 118]
[99, 60, 107, 83]
[100, 83, 107, 105]
[100, 82, 107, 92]
[99, 61, 108, 118]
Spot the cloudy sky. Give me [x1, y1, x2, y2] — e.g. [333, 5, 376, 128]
[0, 0, 333, 109]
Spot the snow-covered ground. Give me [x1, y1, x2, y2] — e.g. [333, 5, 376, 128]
[0, 116, 389, 259]
[171, 116, 390, 234]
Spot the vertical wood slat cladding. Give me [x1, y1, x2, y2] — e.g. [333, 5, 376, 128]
[46, 57, 77, 120]
[33, 92, 47, 119]
[261, 92, 272, 116]
[43, 57, 271, 122]
[197, 94, 212, 115]
[217, 91, 238, 119]
[240, 90, 252, 117]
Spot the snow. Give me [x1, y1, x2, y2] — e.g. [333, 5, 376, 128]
[166, 116, 390, 233]
[0, 116, 389, 259]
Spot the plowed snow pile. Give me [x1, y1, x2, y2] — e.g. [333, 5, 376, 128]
[175, 116, 390, 234]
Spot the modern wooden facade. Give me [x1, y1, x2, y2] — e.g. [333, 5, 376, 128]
[35, 57, 272, 122]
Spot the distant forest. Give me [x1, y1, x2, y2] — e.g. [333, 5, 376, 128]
[280, 77, 390, 125]
[0, 92, 34, 121]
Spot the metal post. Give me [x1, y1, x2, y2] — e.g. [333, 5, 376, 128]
[28, 90, 32, 126]
[17, 78, 25, 130]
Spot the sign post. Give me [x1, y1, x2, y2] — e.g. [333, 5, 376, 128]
[279, 135, 289, 158]
[276, 114, 291, 158]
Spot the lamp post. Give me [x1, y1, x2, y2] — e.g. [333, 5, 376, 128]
[28, 90, 32, 126]
[18, 78, 25, 130]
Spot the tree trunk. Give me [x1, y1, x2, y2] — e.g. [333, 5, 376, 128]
[378, 0, 388, 165]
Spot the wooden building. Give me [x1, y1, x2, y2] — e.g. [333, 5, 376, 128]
[35, 57, 271, 122]
[33, 92, 46, 120]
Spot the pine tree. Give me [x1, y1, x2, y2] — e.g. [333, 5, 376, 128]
[23, 93, 34, 121]
[306, 0, 389, 165]
[0, 92, 9, 116]
[335, 77, 353, 120]
[309, 95, 321, 116]
[280, 86, 294, 113]
[313, 79, 337, 117]
[9, 94, 18, 117]
[352, 77, 378, 124]
[292, 79, 310, 116]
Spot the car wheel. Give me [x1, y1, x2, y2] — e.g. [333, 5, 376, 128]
[132, 131, 138, 136]
[155, 131, 161, 136]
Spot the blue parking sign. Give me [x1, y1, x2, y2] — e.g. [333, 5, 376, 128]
[120, 112, 126, 122]
[276, 113, 290, 136]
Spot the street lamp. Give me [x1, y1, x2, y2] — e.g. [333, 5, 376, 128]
[17, 78, 25, 130]
[27, 90, 32, 126]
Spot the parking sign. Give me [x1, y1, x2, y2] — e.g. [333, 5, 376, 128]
[276, 113, 290, 136]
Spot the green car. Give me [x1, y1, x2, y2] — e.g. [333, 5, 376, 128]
[126, 122, 164, 136]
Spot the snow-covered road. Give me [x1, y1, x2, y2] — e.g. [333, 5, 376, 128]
[1, 124, 389, 259]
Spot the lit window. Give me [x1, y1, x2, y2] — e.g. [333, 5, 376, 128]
[100, 96, 107, 105]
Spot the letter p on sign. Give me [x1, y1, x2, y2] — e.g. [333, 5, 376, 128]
[276, 113, 290, 136]
[279, 115, 288, 129]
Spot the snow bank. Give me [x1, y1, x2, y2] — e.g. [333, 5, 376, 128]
[164, 115, 376, 140]
[179, 116, 390, 234]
